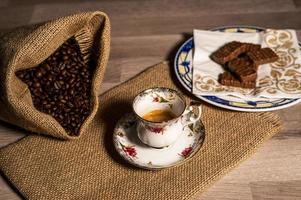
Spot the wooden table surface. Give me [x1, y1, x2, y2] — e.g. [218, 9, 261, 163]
[0, 0, 301, 199]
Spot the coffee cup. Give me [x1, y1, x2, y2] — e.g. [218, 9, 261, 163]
[133, 87, 201, 148]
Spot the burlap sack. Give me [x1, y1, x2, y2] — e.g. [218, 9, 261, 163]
[0, 62, 282, 200]
[0, 11, 110, 140]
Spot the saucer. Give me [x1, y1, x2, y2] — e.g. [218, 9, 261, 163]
[113, 113, 205, 170]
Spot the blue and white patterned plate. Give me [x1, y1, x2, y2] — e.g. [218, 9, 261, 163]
[174, 26, 301, 112]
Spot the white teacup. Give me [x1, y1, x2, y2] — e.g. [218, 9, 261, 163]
[133, 87, 202, 148]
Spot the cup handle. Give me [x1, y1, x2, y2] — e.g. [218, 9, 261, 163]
[181, 102, 202, 127]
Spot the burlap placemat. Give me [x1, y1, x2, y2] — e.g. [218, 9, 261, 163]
[0, 62, 282, 200]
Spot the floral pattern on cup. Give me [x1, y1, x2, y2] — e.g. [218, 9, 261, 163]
[134, 87, 199, 148]
[152, 92, 175, 103]
[151, 92, 176, 109]
[146, 125, 164, 134]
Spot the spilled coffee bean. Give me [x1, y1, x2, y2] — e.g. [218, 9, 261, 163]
[16, 37, 94, 136]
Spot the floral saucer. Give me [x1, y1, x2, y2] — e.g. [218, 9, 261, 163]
[113, 113, 205, 170]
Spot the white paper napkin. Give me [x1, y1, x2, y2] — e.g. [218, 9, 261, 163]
[193, 29, 301, 100]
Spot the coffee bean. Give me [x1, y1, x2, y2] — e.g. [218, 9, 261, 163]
[43, 63, 51, 71]
[47, 74, 54, 82]
[33, 82, 40, 88]
[36, 70, 43, 77]
[15, 37, 94, 136]
[69, 78, 75, 84]
[54, 82, 60, 90]
[60, 99, 66, 104]
[67, 102, 74, 108]
[58, 63, 66, 70]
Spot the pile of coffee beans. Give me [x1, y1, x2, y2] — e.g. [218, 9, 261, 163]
[16, 37, 94, 136]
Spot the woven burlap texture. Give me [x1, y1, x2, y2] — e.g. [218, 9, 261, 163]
[0, 11, 110, 140]
[0, 62, 282, 200]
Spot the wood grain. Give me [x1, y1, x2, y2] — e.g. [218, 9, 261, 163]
[0, 1, 301, 199]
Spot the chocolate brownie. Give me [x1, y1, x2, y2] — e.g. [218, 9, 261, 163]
[219, 72, 256, 89]
[211, 42, 261, 65]
[211, 41, 277, 90]
[247, 48, 279, 65]
[245, 43, 261, 52]
[211, 41, 246, 64]
[227, 55, 257, 82]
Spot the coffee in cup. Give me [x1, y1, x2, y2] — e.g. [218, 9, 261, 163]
[133, 87, 201, 148]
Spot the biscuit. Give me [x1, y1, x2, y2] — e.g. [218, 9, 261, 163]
[247, 48, 279, 65]
[219, 71, 256, 89]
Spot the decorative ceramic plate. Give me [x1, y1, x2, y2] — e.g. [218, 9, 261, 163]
[174, 26, 301, 112]
[113, 113, 205, 170]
